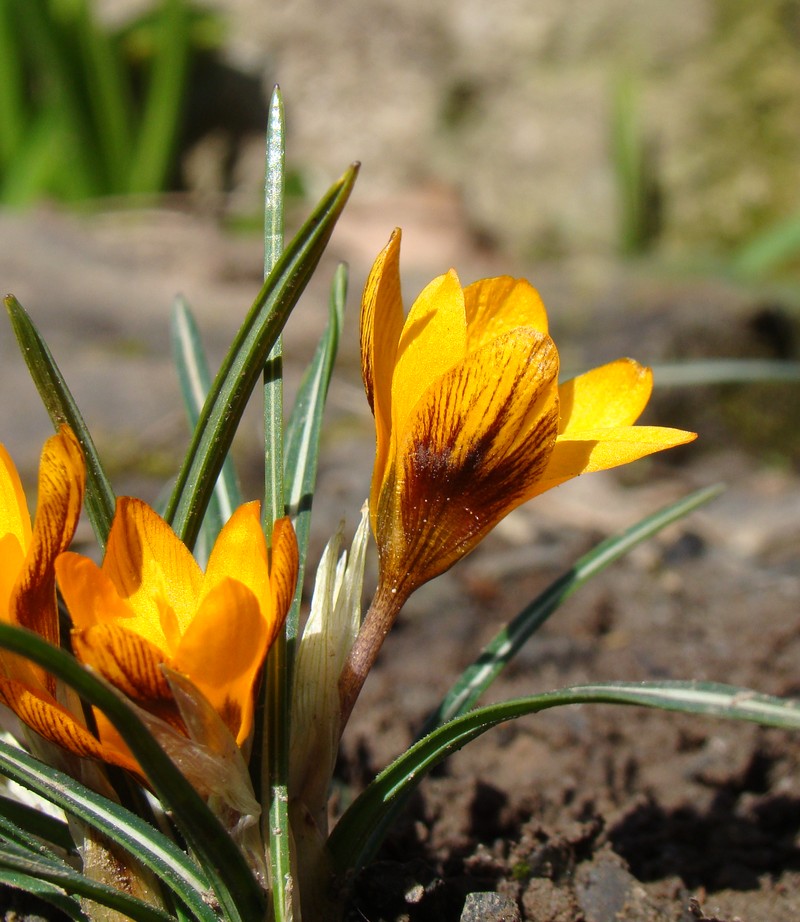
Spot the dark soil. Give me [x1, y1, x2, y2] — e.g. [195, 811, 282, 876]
[337, 446, 800, 921]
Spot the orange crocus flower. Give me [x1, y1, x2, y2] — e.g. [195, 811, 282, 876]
[0, 427, 134, 767]
[56, 497, 298, 750]
[361, 228, 695, 604]
[340, 229, 696, 723]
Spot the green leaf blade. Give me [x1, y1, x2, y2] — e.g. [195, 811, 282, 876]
[0, 624, 264, 921]
[165, 161, 358, 551]
[4, 295, 116, 550]
[171, 295, 242, 549]
[331, 680, 800, 872]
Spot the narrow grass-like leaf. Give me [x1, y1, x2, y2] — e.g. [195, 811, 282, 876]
[12, 0, 102, 197]
[0, 868, 86, 920]
[0, 793, 74, 853]
[0, 739, 215, 922]
[171, 296, 242, 548]
[733, 212, 800, 278]
[0, 624, 264, 921]
[0, 108, 78, 206]
[652, 359, 800, 387]
[331, 680, 800, 871]
[0, 0, 27, 166]
[165, 162, 358, 552]
[284, 262, 347, 635]
[128, 0, 190, 194]
[260, 84, 293, 922]
[426, 484, 724, 731]
[75, 0, 134, 190]
[4, 295, 116, 550]
[263, 86, 286, 526]
[0, 838, 172, 922]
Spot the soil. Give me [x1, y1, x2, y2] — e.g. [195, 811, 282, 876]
[337, 450, 800, 922]
[1, 206, 799, 921]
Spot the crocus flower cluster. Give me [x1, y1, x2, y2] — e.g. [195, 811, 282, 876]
[0, 426, 297, 779]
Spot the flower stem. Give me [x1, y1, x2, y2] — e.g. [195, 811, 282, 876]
[338, 581, 405, 732]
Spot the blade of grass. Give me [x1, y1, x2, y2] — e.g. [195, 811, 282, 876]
[0, 624, 264, 922]
[733, 212, 800, 279]
[0, 0, 28, 167]
[284, 262, 347, 633]
[171, 295, 242, 546]
[263, 85, 286, 526]
[128, 0, 190, 194]
[260, 84, 294, 921]
[651, 359, 800, 387]
[164, 162, 358, 552]
[331, 680, 800, 872]
[0, 868, 86, 920]
[75, 0, 134, 191]
[12, 0, 102, 196]
[0, 838, 172, 922]
[427, 483, 724, 729]
[5, 295, 116, 550]
[0, 738, 215, 922]
[0, 109, 75, 205]
[0, 793, 74, 853]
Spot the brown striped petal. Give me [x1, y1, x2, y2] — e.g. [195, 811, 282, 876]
[376, 328, 559, 598]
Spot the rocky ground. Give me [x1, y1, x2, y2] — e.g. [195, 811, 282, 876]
[1, 198, 799, 921]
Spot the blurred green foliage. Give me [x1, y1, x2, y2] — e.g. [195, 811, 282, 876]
[0, 0, 223, 205]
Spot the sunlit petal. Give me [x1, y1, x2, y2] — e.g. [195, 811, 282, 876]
[0, 675, 134, 769]
[533, 425, 698, 496]
[269, 517, 300, 645]
[0, 443, 31, 550]
[391, 270, 467, 440]
[102, 497, 202, 638]
[56, 553, 141, 631]
[378, 329, 559, 594]
[0, 534, 24, 627]
[202, 502, 269, 610]
[464, 276, 548, 351]
[175, 579, 267, 744]
[72, 623, 173, 705]
[11, 427, 84, 646]
[558, 359, 653, 435]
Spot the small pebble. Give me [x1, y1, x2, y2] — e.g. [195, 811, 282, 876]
[460, 891, 521, 922]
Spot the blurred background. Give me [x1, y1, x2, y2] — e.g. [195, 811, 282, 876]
[1, 0, 799, 486]
[5, 0, 800, 263]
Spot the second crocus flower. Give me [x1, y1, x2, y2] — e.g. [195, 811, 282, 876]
[339, 228, 696, 725]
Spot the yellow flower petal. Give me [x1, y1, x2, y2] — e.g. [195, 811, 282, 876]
[201, 502, 269, 615]
[558, 358, 652, 435]
[533, 425, 698, 496]
[175, 579, 267, 744]
[0, 443, 31, 551]
[377, 329, 559, 595]
[0, 533, 24, 629]
[0, 675, 135, 770]
[269, 517, 300, 646]
[361, 228, 406, 505]
[56, 553, 134, 630]
[391, 269, 468, 442]
[11, 427, 84, 647]
[464, 276, 548, 351]
[72, 623, 173, 704]
[102, 497, 203, 646]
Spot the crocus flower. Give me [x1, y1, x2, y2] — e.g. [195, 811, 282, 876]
[56, 498, 298, 751]
[339, 229, 696, 723]
[0, 427, 133, 767]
